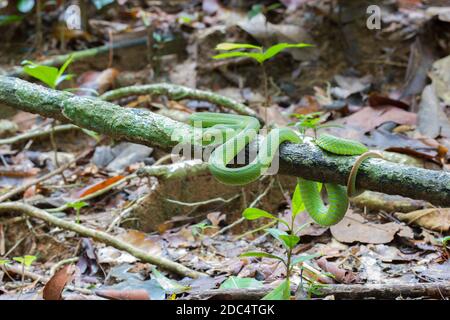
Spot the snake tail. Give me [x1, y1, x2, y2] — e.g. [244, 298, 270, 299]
[347, 151, 384, 198]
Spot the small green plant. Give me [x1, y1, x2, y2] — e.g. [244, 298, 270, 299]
[213, 42, 312, 123]
[0, 258, 10, 266]
[13, 255, 37, 267]
[13, 255, 37, 290]
[66, 201, 88, 224]
[441, 236, 450, 257]
[248, 3, 281, 20]
[191, 222, 215, 238]
[290, 111, 344, 138]
[22, 54, 74, 89]
[239, 184, 320, 300]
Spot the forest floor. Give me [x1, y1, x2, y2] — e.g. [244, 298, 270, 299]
[0, 0, 449, 300]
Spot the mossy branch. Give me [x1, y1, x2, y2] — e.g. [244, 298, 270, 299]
[0, 76, 449, 206]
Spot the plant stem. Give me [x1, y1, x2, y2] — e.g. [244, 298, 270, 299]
[261, 64, 269, 124]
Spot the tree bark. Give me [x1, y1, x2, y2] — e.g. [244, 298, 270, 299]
[0, 76, 449, 206]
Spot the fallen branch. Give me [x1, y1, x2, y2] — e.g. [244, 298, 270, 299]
[186, 283, 450, 300]
[0, 202, 204, 279]
[1, 76, 449, 206]
[4, 37, 148, 77]
[100, 83, 263, 122]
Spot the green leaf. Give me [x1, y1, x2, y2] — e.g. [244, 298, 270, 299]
[291, 253, 321, 266]
[248, 4, 263, 20]
[0, 15, 23, 26]
[240, 251, 284, 263]
[265, 228, 292, 248]
[291, 183, 304, 217]
[0, 259, 9, 266]
[215, 42, 262, 51]
[243, 208, 275, 220]
[57, 54, 74, 81]
[220, 276, 263, 289]
[212, 51, 265, 63]
[66, 201, 89, 211]
[243, 208, 290, 228]
[279, 234, 300, 249]
[13, 255, 37, 267]
[151, 268, 191, 294]
[17, 0, 35, 13]
[261, 43, 313, 62]
[22, 62, 59, 88]
[262, 279, 290, 300]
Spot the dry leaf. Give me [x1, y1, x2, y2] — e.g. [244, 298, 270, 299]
[43, 265, 77, 300]
[316, 257, 358, 284]
[395, 208, 450, 232]
[95, 289, 150, 300]
[77, 175, 125, 198]
[117, 230, 163, 255]
[330, 212, 400, 244]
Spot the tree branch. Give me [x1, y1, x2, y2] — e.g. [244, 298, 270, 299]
[0, 76, 449, 206]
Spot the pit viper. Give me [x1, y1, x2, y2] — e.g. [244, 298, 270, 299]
[189, 112, 379, 226]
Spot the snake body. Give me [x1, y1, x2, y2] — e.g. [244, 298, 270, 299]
[189, 113, 373, 226]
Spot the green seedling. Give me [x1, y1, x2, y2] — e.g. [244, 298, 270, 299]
[13, 255, 37, 290]
[66, 201, 88, 224]
[213, 42, 312, 123]
[0, 259, 10, 266]
[441, 236, 450, 257]
[22, 54, 74, 89]
[248, 3, 281, 20]
[239, 184, 320, 300]
[291, 111, 344, 138]
[13, 255, 37, 268]
[191, 222, 215, 238]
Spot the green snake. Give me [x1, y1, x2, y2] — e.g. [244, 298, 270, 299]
[189, 112, 378, 226]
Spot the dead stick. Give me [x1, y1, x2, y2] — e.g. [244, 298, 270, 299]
[0, 202, 204, 279]
[186, 283, 450, 300]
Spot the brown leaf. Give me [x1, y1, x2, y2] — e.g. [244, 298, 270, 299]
[340, 106, 417, 134]
[316, 257, 358, 284]
[395, 208, 450, 232]
[417, 85, 450, 139]
[368, 93, 410, 111]
[43, 265, 76, 300]
[95, 289, 150, 300]
[76, 69, 119, 96]
[117, 230, 163, 255]
[330, 212, 400, 244]
[207, 212, 226, 227]
[77, 175, 125, 198]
